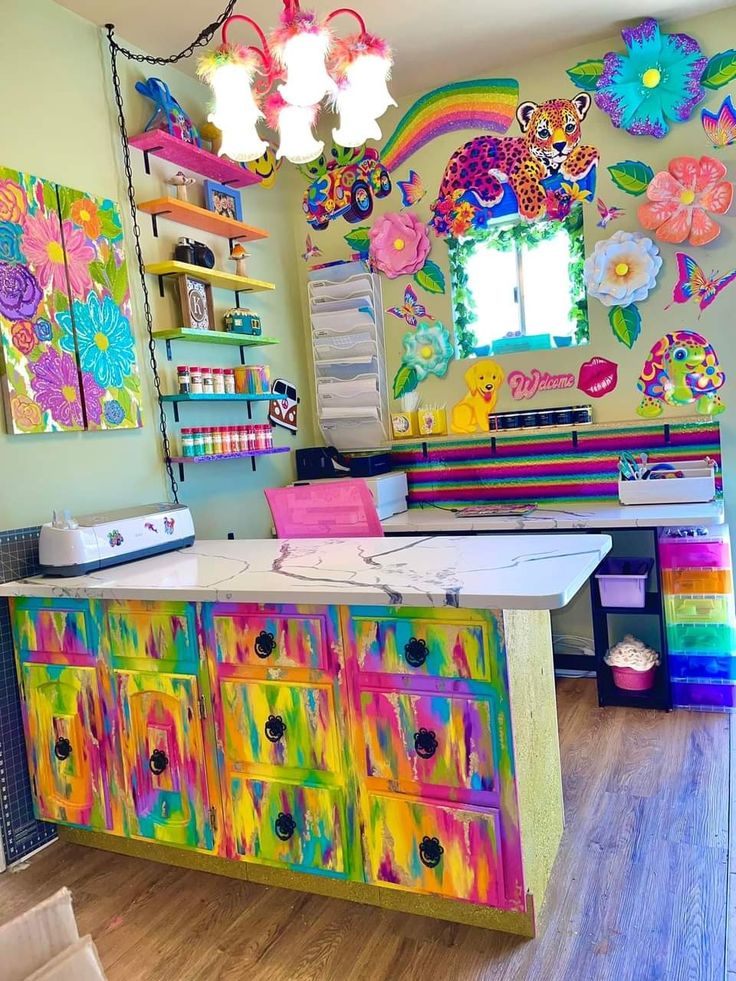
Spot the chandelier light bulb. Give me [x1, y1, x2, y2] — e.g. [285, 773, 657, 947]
[271, 10, 334, 108]
[197, 47, 269, 162]
[341, 52, 397, 120]
[332, 85, 384, 147]
[268, 95, 324, 164]
[330, 32, 395, 147]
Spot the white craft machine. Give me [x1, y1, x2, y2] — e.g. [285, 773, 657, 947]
[39, 503, 195, 576]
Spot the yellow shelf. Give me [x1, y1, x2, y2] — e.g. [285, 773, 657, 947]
[145, 260, 275, 293]
[137, 198, 268, 242]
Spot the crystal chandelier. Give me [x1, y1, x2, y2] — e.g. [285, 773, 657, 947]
[197, 1, 395, 165]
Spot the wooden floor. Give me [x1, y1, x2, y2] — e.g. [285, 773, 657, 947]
[0, 679, 730, 981]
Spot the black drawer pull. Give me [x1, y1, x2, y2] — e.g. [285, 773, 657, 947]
[264, 714, 287, 743]
[414, 728, 438, 759]
[275, 811, 296, 841]
[149, 749, 169, 775]
[254, 630, 276, 659]
[419, 835, 444, 869]
[54, 737, 72, 761]
[404, 637, 428, 668]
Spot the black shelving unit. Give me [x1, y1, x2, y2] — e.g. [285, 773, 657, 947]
[590, 529, 672, 710]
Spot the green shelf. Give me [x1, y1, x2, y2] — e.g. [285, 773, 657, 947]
[154, 328, 279, 362]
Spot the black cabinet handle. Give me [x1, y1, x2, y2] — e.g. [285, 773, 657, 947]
[419, 835, 444, 869]
[54, 737, 72, 761]
[149, 749, 169, 775]
[254, 630, 276, 659]
[414, 728, 438, 760]
[275, 811, 296, 841]
[264, 714, 287, 743]
[404, 637, 429, 668]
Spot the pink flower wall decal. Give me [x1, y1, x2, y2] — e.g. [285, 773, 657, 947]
[638, 156, 733, 247]
[369, 211, 431, 278]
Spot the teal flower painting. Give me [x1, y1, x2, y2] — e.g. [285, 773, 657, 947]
[595, 18, 707, 138]
[57, 292, 135, 388]
[0, 224, 24, 264]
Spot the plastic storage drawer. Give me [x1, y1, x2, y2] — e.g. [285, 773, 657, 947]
[658, 534, 730, 571]
[662, 568, 733, 596]
[666, 621, 736, 654]
[664, 595, 734, 624]
[670, 652, 736, 683]
[671, 680, 736, 711]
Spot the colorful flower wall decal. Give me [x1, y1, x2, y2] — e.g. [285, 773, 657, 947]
[584, 230, 662, 308]
[638, 156, 733, 247]
[369, 211, 431, 278]
[392, 321, 454, 398]
[636, 330, 725, 418]
[701, 96, 736, 149]
[594, 18, 707, 138]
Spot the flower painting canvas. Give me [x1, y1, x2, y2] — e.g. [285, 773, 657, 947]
[0, 165, 142, 434]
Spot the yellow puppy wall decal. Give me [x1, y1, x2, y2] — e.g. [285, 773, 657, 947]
[451, 359, 505, 434]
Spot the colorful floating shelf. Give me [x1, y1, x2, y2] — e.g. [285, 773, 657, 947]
[137, 197, 268, 242]
[145, 260, 275, 293]
[129, 130, 261, 188]
[153, 328, 278, 362]
[160, 393, 278, 403]
[170, 446, 289, 479]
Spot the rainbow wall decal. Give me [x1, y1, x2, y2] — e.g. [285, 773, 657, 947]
[381, 78, 519, 173]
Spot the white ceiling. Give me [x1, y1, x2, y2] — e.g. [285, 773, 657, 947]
[57, 0, 730, 95]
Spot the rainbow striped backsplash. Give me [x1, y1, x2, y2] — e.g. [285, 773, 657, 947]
[390, 420, 722, 508]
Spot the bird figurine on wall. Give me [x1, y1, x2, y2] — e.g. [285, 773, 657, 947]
[165, 171, 195, 202]
[230, 243, 250, 278]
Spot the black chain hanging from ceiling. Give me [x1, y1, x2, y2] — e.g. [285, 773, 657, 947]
[104, 1, 238, 503]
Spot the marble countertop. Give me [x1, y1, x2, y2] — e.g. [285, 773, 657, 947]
[382, 500, 725, 534]
[0, 535, 611, 611]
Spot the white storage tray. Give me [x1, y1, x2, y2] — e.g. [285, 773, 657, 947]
[619, 459, 716, 505]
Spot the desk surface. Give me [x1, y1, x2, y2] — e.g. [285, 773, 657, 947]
[382, 500, 725, 534]
[0, 535, 611, 611]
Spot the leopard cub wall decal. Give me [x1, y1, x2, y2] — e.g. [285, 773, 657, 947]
[431, 94, 599, 235]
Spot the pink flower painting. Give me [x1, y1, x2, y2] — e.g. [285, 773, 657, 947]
[369, 212, 431, 278]
[22, 209, 94, 294]
[638, 156, 733, 247]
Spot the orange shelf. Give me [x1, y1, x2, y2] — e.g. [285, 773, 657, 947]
[137, 198, 268, 242]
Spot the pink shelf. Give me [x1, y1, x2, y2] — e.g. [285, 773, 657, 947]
[129, 130, 262, 188]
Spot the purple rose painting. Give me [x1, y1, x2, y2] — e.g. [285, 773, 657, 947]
[0, 261, 42, 321]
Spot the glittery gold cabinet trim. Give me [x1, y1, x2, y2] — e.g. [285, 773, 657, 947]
[502, 609, 564, 912]
[56, 828, 536, 936]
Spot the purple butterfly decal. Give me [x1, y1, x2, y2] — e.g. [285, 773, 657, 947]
[397, 170, 426, 208]
[666, 252, 736, 316]
[387, 284, 434, 327]
[701, 96, 736, 149]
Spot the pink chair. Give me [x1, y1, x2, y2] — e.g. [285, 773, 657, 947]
[265, 480, 384, 538]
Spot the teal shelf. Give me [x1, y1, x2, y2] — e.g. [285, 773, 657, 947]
[160, 394, 277, 403]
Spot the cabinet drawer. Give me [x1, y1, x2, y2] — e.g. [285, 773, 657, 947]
[107, 604, 196, 668]
[365, 793, 502, 905]
[221, 680, 339, 774]
[231, 778, 345, 873]
[360, 690, 496, 796]
[666, 621, 736, 654]
[15, 602, 91, 659]
[350, 611, 494, 682]
[214, 612, 328, 670]
[665, 595, 734, 625]
[670, 652, 736, 683]
[22, 663, 106, 829]
[662, 568, 733, 596]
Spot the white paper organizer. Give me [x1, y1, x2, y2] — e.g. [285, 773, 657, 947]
[618, 458, 717, 505]
[308, 262, 390, 451]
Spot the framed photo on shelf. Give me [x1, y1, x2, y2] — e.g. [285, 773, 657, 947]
[176, 274, 215, 331]
[203, 179, 243, 221]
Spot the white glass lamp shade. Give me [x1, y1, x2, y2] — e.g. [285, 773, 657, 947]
[344, 54, 396, 119]
[332, 88, 383, 147]
[274, 104, 325, 164]
[278, 30, 335, 107]
[207, 62, 268, 162]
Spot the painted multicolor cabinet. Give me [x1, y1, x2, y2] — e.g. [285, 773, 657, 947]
[11, 596, 561, 936]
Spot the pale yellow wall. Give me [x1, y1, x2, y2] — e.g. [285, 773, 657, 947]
[0, 0, 313, 538]
[291, 5, 736, 519]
